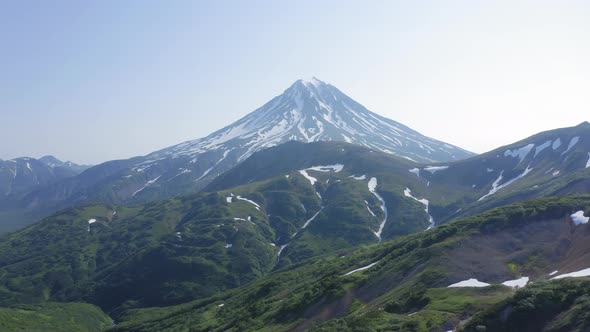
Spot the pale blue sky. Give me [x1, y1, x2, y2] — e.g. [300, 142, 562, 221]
[1, 1, 589, 164]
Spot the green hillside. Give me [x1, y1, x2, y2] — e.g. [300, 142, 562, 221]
[0, 302, 111, 332]
[112, 195, 590, 331]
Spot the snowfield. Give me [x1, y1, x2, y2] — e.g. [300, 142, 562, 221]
[504, 144, 534, 163]
[298, 170, 317, 186]
[551, 267, 590, 279]
[448, 278, 490, 288]
[562, 136, 580, 155]
[501, 276, 529, 288]
[571, 210, 589, 225]
[298, 164, 344, 186]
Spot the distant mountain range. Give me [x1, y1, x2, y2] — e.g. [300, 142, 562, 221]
[0, 155, 89, 199]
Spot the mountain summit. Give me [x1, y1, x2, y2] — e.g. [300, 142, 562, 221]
[147, 77, 473, 166]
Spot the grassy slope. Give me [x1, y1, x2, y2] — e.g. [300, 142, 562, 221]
[112, 195, 590, 332]
[0, 159, 431, 317]
[0, 302, 112, 332]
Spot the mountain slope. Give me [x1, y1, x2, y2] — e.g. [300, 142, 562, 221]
[112, 195, 590, 332]
[2, 139, 588, 327]
[417, 121, 590, 222]
[1, 138, 589, 330]
[0, 143, 436, 315]
[12, 78, 473, 221]
[204, 122, 590, 231]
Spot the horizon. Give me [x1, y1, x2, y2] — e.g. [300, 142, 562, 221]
[2, 1, 589, 164]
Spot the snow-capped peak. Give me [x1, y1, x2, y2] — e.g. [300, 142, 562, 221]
[130, 78, 473, 190]
[299, 76, 327, 90]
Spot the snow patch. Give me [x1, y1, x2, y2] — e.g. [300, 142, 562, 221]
[478, 165, 533, 201]
[297, 162, 343, 187]
[448, 278, 490, 288]
[549, 270, 559, 276]
[404, 188, 434, 230]
[551, 267, 590, 279]
[586, 153, 590, 168]
[409, 168, 420, 177]
[302, 208, 323, 229]
[504, 144, 535, 163]
[298, 170, 317, 185]
[349, 174, 367, 180]
[292, 207, 324, 238]
[306, 164, 344, 173]
[423, 165, 449, 173]
[196, 149, 233, 181]
[502, 276, 529, 288]
[365, 200, 376, 217]
[343, 261, 380, 276]
[368, 178, 388, 241]
[571, 210, 589, 225]
[236, 196, 261, 211]
[224, 243, 233, 249]
[276, 244, 288, 263]
[552, 138, 562, 150]
[132, 176, 162, 197]
[167, 168, 191, 181]
[562, 136, 580, 155]
[88, 219, 96, 224]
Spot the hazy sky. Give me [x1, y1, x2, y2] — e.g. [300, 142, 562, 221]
[1, 1, 589, 164]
